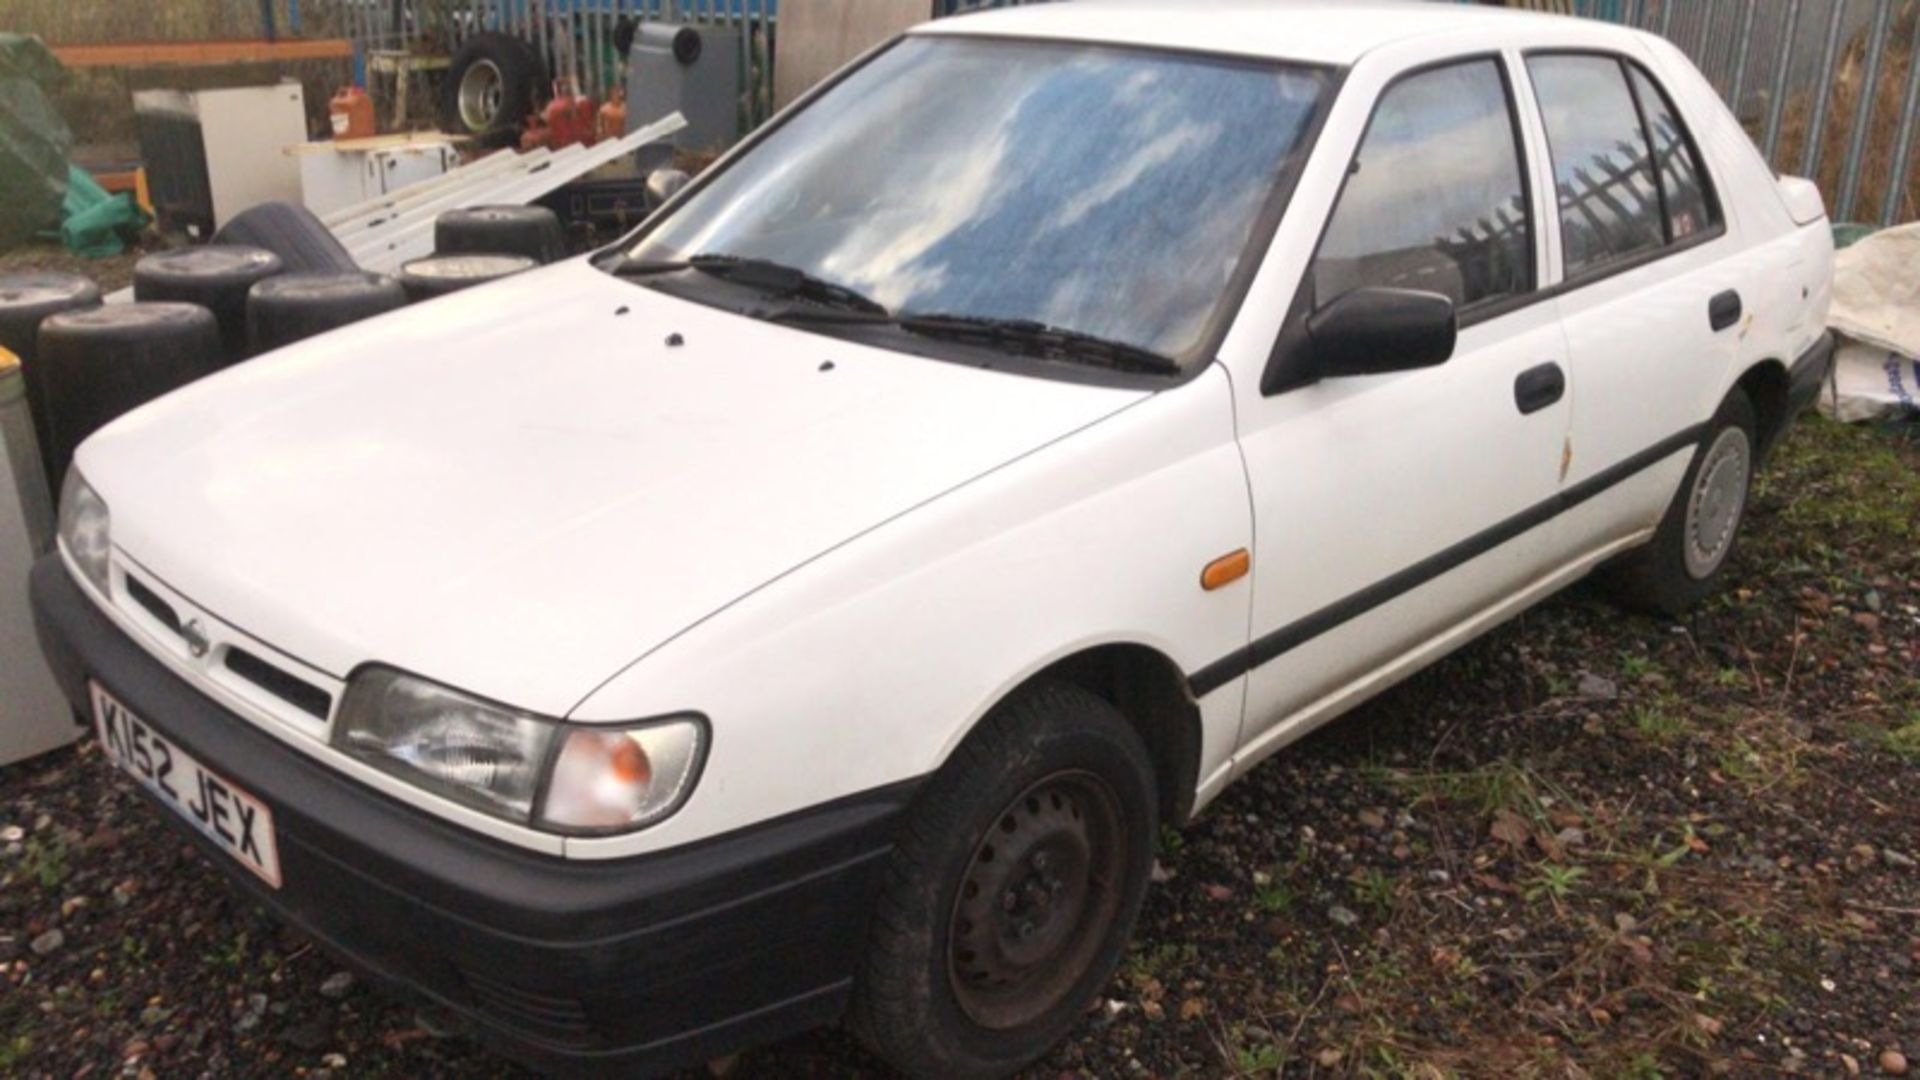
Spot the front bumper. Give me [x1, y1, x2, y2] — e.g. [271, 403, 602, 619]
[30, 555, 910, 1076]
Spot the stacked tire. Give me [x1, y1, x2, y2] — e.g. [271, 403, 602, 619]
[36, 304, 222, 491]
[398, 254, 537, 302]
[133, 245, 284, 363]
[434, 205, 567, 265]
[248, 272, 407, 354]
[0, 273, 102, 497]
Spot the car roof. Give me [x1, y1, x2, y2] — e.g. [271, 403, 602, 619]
[912, 0, 1645, 66]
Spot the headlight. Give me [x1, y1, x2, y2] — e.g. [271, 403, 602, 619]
[334, 667, 707, 834]
[58, 469, 111, 595]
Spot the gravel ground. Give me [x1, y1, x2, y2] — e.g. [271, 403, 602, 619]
[3, 414, 1917, 1079]
[0, 242, 144, 294]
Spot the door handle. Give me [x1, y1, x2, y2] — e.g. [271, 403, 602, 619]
[1709, 289, 1743, 332]
[1514, 362, 1566, 415]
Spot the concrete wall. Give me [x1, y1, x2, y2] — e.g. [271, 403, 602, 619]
[773, 0, 933, 109]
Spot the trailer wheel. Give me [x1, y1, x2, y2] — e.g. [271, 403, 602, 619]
[443, 32, 541, 147]
[248, 272, 408, 355]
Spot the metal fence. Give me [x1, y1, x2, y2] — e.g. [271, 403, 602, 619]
[319, 0, 1918, 225]
[941, 0, 1920, 226]
[318, 0, 777, 129]
[1562, 0, 1920, 226]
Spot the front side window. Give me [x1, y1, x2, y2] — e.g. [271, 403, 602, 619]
[624, 37, 1332, 366]
[1311, 59, 1532, 314]
[1528, 54, 1667, 276]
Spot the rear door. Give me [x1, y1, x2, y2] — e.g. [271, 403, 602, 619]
[1524, 51, 1740, 554]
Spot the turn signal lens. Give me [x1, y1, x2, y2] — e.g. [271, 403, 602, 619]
[539, 720, 705, 834]
[1201, 548, 1250, 591]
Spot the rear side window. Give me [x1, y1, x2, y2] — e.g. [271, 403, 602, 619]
[1627, 65, 1716, 241]
[1311, 59, 1532, 314]
[1528, 54, 1720, 278]
[1527, 54, 1665, 275]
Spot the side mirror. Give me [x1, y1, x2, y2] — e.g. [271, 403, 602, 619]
[644, 168, 691, 210]
[1305, 286, 1456, 378]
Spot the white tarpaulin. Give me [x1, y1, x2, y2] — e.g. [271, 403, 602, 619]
[1823, 222, 1920, 422]
[1823, 341, 1920, 422]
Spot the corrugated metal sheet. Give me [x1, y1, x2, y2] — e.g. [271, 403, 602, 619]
[334, 110, 685, 273]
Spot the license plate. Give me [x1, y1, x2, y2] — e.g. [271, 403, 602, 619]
[91, 682, 282, 888]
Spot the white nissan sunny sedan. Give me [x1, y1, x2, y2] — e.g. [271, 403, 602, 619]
[34, 2, 1834, 1076]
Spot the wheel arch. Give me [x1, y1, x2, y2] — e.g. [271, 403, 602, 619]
[1733, 357, 1791, 455]
[964, 642, 1204, 829]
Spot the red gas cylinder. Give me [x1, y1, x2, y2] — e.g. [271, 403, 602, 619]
[544, 80, 598, 149]
[597, 88, 627, 144]
[329, 86, 376, 140]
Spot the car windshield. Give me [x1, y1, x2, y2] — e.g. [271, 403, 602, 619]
[622, 36, 1331, 366]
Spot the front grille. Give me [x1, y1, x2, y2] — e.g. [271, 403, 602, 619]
[225, 648, 332, 720]
[460, 968, 596, 1044]
[123, 574, 183, 636]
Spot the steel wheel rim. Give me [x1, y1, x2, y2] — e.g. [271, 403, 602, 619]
[947, 770, 1125, 1030]
[1683, 426, 1750, 580]
[458, 58, 505, 131]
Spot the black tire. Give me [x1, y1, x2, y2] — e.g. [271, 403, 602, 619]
[37, 303, 222, 491]
[442, 32, 541, 147]
[133, 245, 284, 363]
[247, 271, 408, 354]
[0, 273, 101, 491]
[434, 205, 567, 264]
[850, 682, 1158, 1079]
[1600, 389, 1758, 617]
[398, 254, 536, 303]
[212, 201, 358, 275]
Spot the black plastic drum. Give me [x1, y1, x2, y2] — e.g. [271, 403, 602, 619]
[247, 271, 408, 354]
[36, 303, 222, 490]
[133, 245, 284, 363]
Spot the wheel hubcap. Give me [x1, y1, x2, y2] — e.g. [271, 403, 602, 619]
[948, 771, 1123, 1030]
[458, 59, 505, 131]
[1683, 426, 1751, 580]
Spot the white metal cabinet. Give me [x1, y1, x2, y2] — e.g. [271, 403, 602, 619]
[0, 353, 76, 764]
[295, 137, 461, 218]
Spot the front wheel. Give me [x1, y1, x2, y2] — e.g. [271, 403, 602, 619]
[850, 682, 1157, 1078]
[1600, 389, 1757, 617]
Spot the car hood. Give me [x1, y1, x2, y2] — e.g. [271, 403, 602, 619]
[81, 259, 1145, 716]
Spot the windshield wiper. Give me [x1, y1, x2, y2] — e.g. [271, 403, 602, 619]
[603, 254, 692, 276]
[685, 254, 890, 316]
[896, 313, 1182, 375]
[606, 256, 1179, 375]
[605, 253, 887, 317]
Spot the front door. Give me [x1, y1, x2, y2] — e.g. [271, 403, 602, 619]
[1229, 55, 1573, 763]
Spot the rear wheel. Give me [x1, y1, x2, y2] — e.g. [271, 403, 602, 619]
[851, 682, 1156, 1079]
[1601, 389, 1757, 617]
